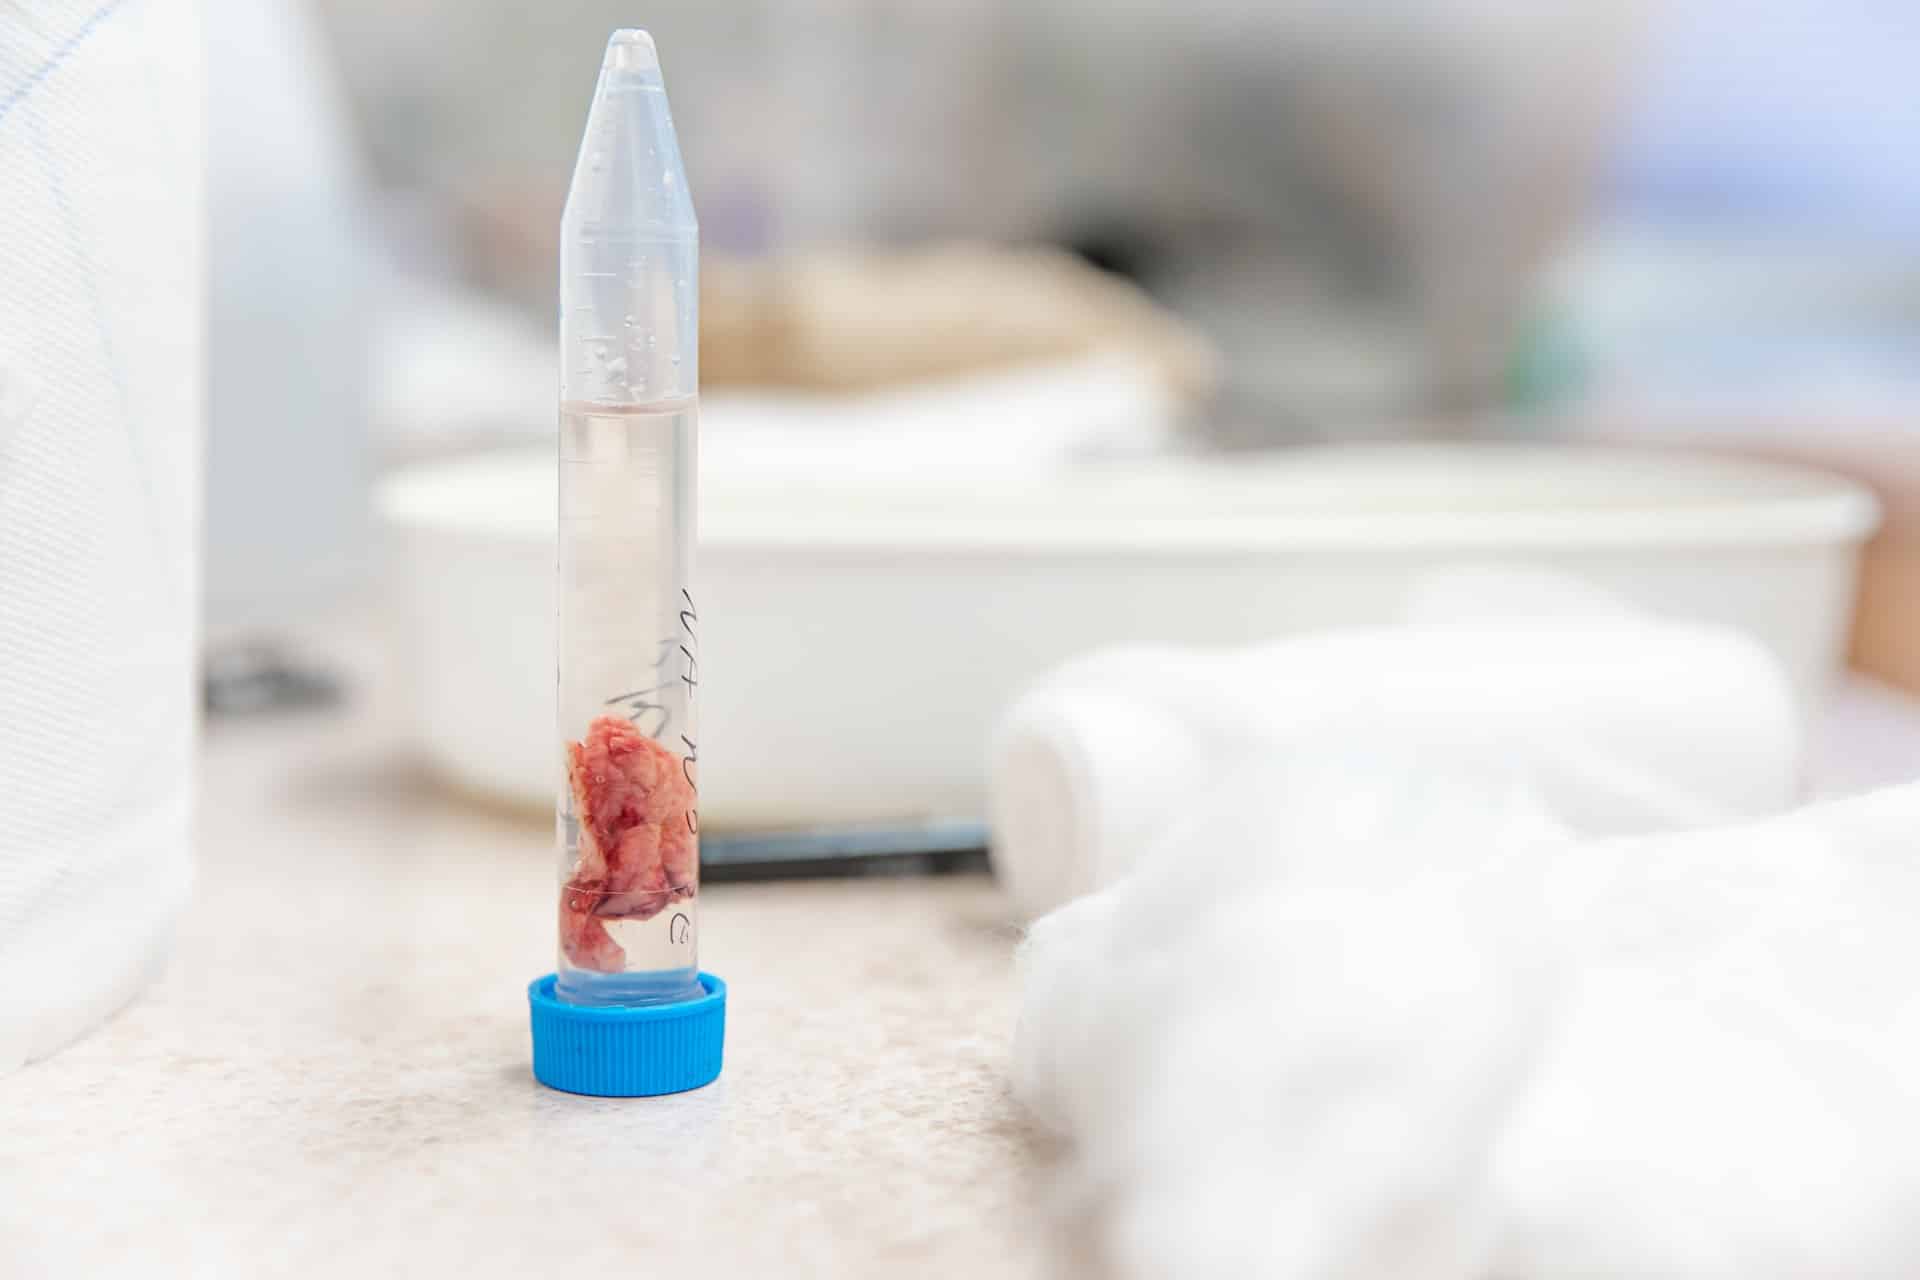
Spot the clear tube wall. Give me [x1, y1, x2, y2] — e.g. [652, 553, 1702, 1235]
[555, 31, 703, 1006]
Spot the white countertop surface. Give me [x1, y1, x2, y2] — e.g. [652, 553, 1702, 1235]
[0, 707, 1051, 1278]
[6, 671, 1916, 1278]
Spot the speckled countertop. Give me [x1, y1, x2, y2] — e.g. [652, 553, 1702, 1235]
[0, 708, 1051, 1278]
[10, 668, 1915, 1279]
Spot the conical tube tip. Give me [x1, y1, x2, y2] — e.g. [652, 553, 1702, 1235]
[603, 29, 658, 74]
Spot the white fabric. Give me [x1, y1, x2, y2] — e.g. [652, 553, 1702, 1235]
[0, 0, 203, 1073]
[1015, 752, 1920, 1278]
[989, 618, 1801, 921]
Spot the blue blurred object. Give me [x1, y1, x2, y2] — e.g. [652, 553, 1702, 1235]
[1526, 0, 1920, 417]
[1606, 0, 1920, 241]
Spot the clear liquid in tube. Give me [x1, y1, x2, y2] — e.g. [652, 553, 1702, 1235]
[555, 398, 703, 1007]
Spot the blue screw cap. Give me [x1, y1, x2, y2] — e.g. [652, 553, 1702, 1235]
[529, 972, 726, 1097]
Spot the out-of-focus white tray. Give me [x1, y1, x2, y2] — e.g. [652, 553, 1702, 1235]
[377, 444, 1876, 826]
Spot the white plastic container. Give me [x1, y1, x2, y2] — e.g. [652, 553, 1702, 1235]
[378, 444, 1877, 827]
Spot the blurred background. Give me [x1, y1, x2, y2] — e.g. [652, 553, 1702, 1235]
[208, 0, 1919, 708]
[10, 0, 1920, 1257]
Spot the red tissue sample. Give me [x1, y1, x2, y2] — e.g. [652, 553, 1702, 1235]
[559, 714, 697, 972]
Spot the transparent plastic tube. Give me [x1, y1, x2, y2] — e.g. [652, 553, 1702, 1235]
[555, 31, 703, 1007]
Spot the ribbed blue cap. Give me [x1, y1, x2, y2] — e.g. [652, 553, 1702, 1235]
[528, 972, 726, 1097]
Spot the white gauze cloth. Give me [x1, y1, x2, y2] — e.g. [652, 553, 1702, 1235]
[1012, 746, 1920, 1279]
[989, 617, 1801, 920]
[0, 0, 203, 1073]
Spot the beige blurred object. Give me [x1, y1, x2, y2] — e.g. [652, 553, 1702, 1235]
[1860, 499, 1920, 695]
[701, 244, 1221, 403]
[448, 186, 1221, 403]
